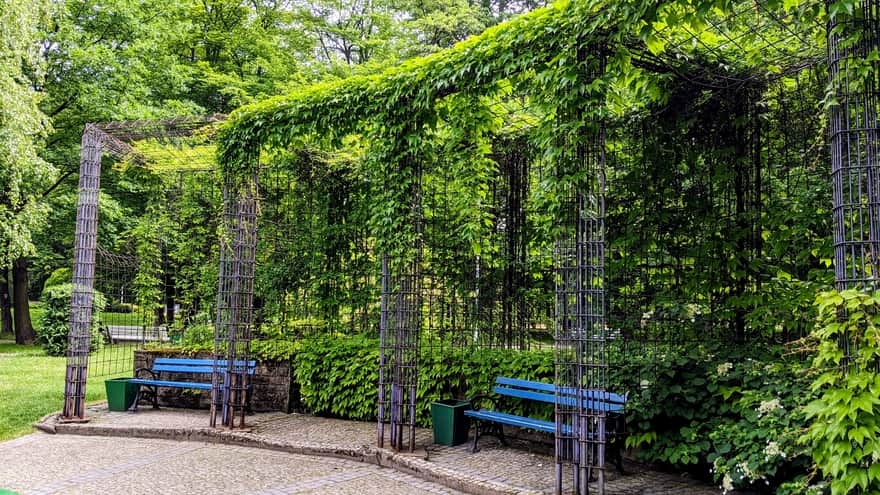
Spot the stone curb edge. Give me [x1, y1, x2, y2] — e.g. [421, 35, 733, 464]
[34, 414, 542, 495]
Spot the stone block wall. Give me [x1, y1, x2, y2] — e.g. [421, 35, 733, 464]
[133, 350, 294, 412]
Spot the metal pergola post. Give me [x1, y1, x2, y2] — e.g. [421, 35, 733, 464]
[63, 124, 104, 421]
[211, 170, 259, 429]
[829, 0, 880, 292]
[553, 43, 608, 495]
[378, 150, 422, 453]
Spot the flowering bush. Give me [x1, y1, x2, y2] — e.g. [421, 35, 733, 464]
[621, 343, 818, 493]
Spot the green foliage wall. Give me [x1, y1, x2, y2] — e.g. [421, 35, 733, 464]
[293, 334, 555, 426]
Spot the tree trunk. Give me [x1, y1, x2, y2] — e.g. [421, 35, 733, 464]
[12, 257, 35, 345]
[0, 268, 12, 337]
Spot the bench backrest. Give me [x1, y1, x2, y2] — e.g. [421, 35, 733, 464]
[152, 358, 256, 375]
[493, 376, 626, 412]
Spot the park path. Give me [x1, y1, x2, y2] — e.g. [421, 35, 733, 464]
[9, 406, 720, 494]
[0, 433, 463, 495]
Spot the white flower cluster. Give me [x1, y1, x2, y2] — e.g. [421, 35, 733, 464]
[763, 441, 786, 460]
[721, 473, 734, 492]
[757, 398, 783, 416]
[716, 362, 733, 376]
[737, 462, 755, 480]
[640, 310, 654, 328]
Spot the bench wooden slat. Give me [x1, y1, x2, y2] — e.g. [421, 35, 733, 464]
[465, 410, 614, 438]
[150, 364, 256, 375]
[496, 376, 555, 391]
[129, 379, 213, 390]
[465, 409, 556, 433]
[493, 386, 555, 404]
[495, 376, 627, 405]
[153, 358, 256, 367]
[151, 365, 217, 374]
[492, 385, 625, 413]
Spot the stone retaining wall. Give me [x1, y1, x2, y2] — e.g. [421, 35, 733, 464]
[133, 350, 294, 412]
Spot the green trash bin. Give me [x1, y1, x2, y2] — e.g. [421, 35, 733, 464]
[430, 399, 471, 446]
[105, 378, 138, 411]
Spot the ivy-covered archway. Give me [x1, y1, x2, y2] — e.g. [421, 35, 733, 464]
[64, 0, 879, 493]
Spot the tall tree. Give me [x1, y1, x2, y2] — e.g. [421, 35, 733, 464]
[294, 0, 399, 69]
[182, 0, 310, 111]
[30, 0, 202, 293]
[403, 0, 488, 53]
[0, 0, 55, 344]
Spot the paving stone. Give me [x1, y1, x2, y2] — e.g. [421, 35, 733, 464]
[22, 405, 722, 495]
[0, 435, 464, 495]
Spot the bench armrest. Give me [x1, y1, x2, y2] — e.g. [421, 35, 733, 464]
[135, 368, 158, 380]
[467, 393, 498, 412]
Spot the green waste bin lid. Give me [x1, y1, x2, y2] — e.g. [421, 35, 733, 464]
[0, 488, 20, 494]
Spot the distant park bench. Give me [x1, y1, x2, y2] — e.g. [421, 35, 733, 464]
[100, 324, 170, 344]
[128, 357, 256, 412]
[465, 376, 627, 473]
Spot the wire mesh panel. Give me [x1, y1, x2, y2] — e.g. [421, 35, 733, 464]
[63, 125, 103, 420]
[829, 0, 880, 290]
[89, 247, 157, 378]
[255, 158, 378, 339]
[211, 172, 259, 429]
[415, 134, 550, 353]
[85, 167, 222, 379]
[473, 139, 536, 350]
[497, 144, 531, 350]
[554, 47, 608, 495]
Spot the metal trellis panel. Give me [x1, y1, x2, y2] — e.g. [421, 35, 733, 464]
[63, 124, 104, 420]
[378, 256, 421, 452]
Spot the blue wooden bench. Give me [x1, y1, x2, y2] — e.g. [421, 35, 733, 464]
[464, 377, 627, 472]
[128, 358, 256, 412]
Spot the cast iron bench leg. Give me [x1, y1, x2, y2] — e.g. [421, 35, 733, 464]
[612, 439, 625, 474]
[470, 420, 482, 453]
[494, 423, 508, 446]
[469, 419, 508, 453]
[128, 384, 159, 412]
[129, 385, 140, 412]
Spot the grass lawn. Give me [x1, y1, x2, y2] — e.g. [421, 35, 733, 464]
[0, 342, 111, 441]
[0, 303, 142, 440]
[29, 302, 45, 327]
[98, 311, 147, 327]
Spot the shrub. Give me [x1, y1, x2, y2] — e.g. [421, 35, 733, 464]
[622, 343, 817, 493]
[37, 284, 106, 356]
[41, 267, 71, 294]
[293, 334, 555, 426]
